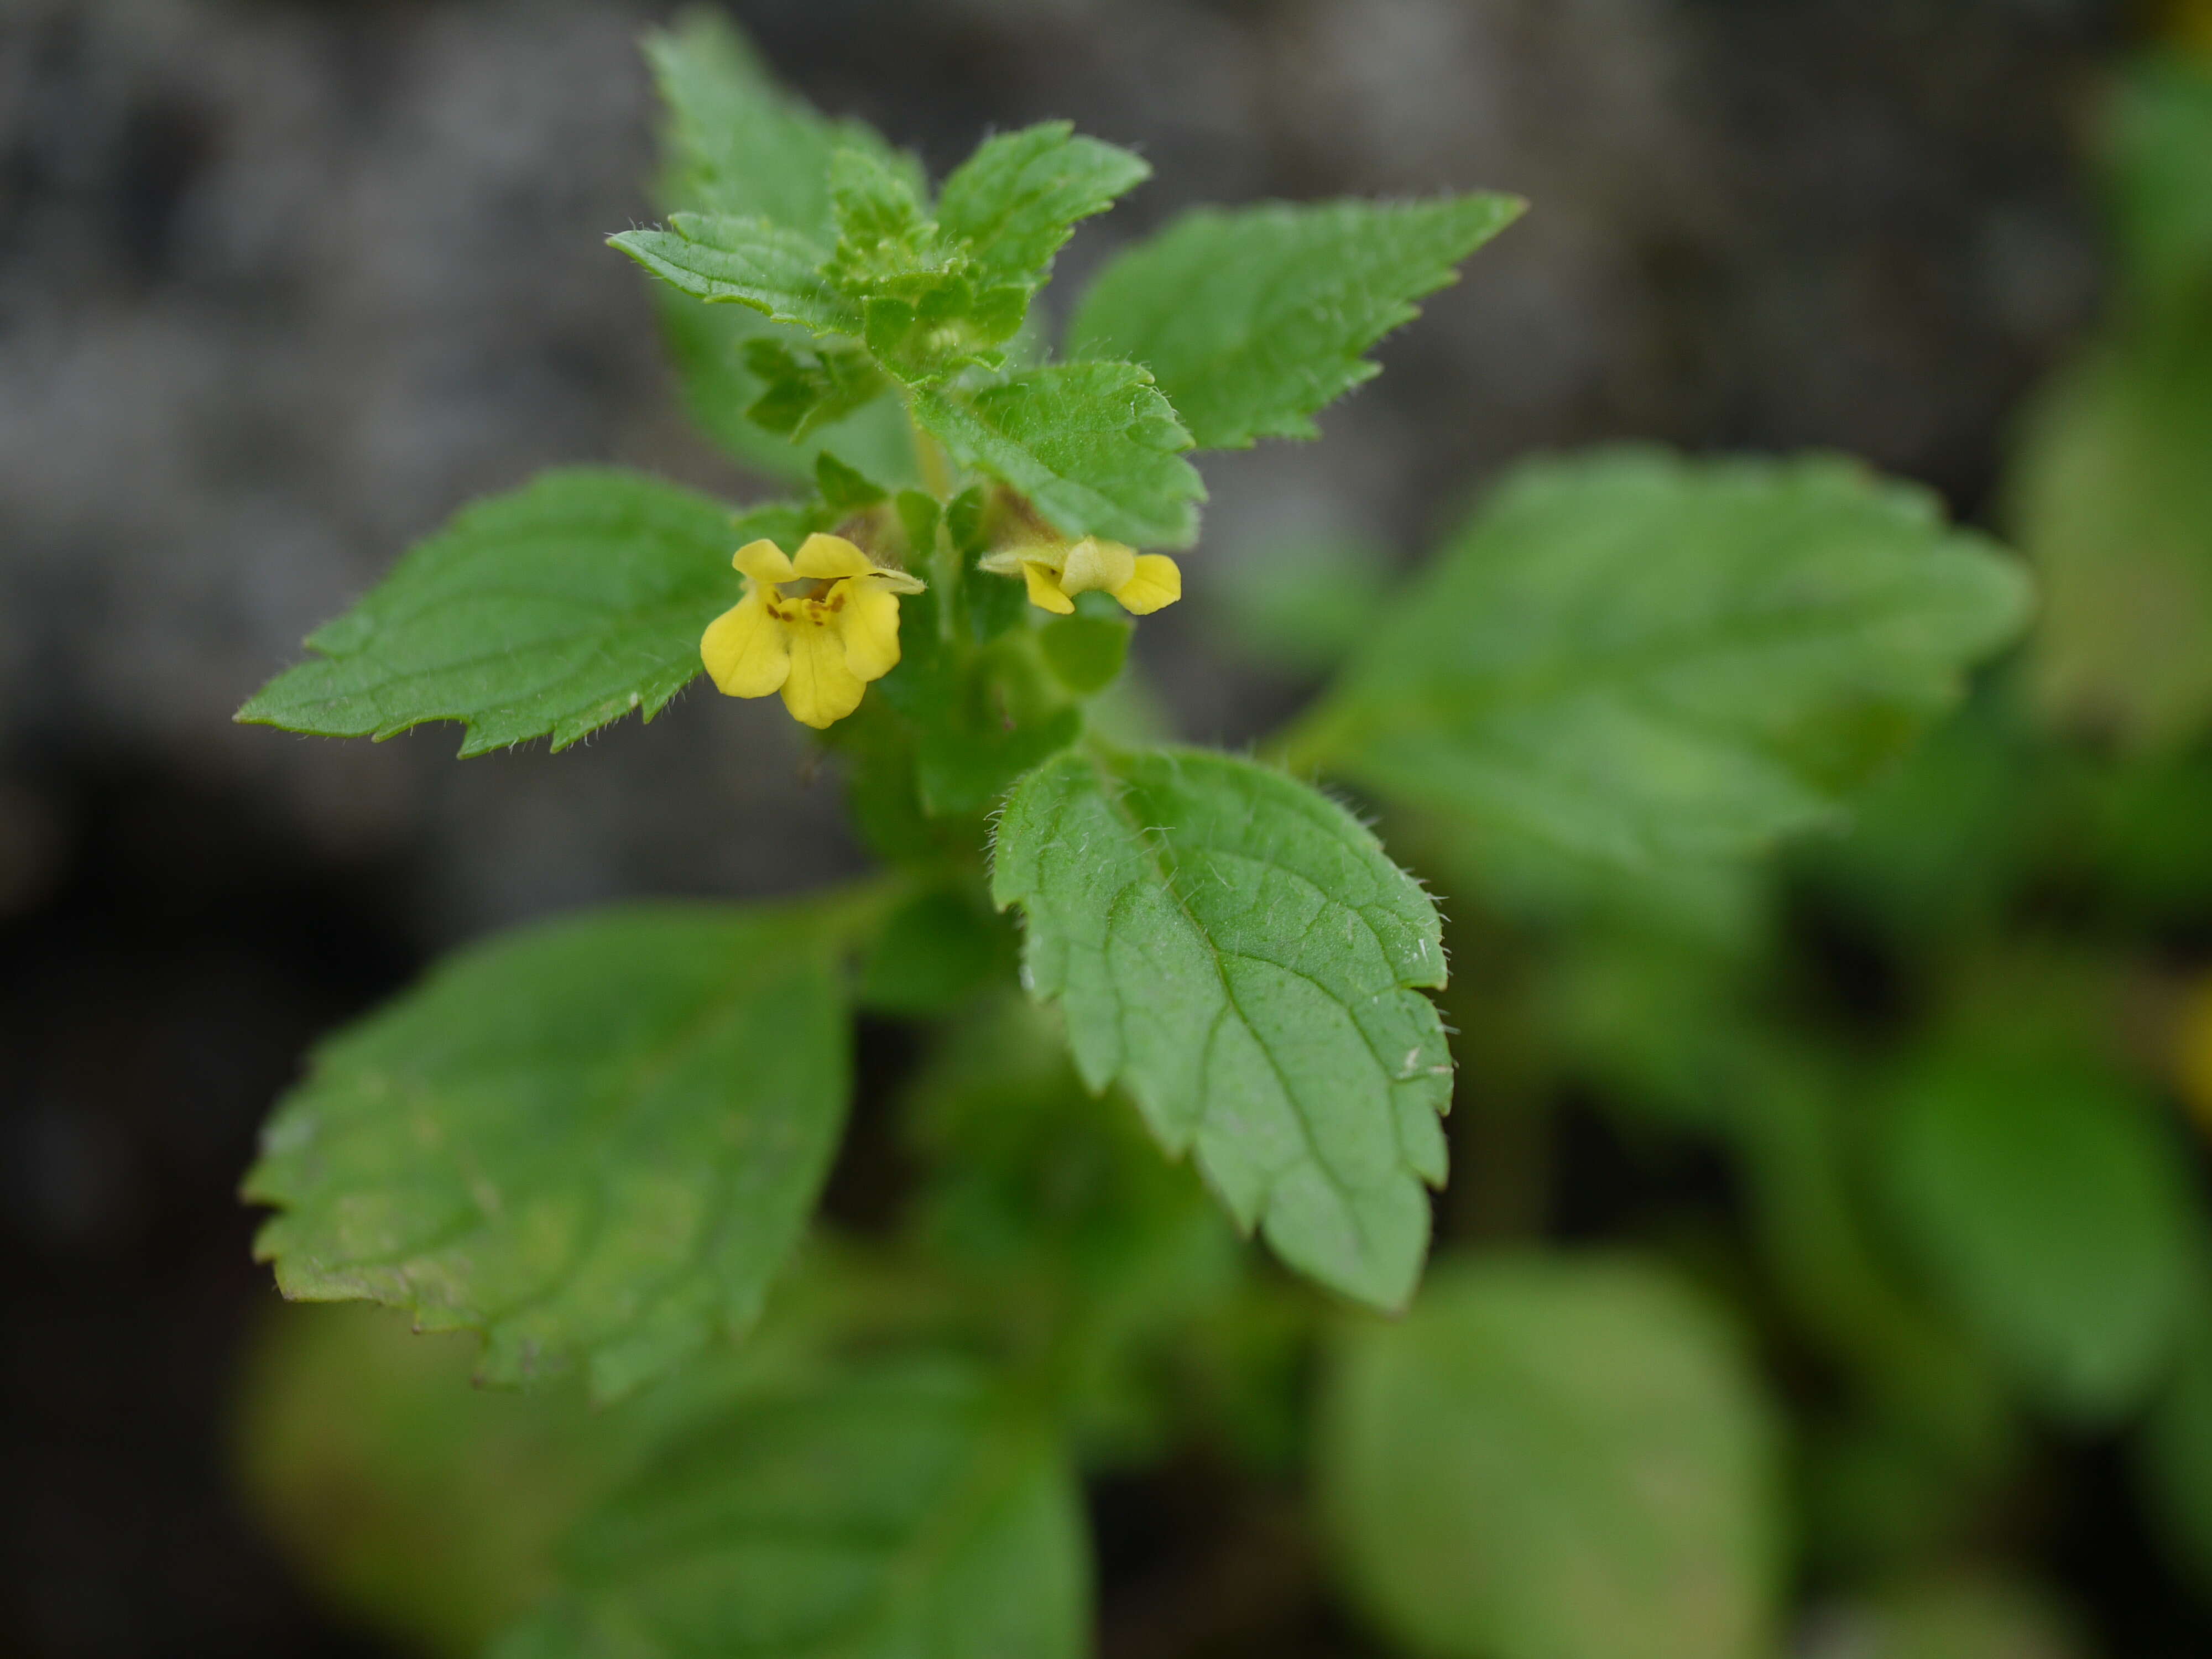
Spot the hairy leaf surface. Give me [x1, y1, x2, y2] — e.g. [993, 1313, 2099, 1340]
[992, 746, 1451, 1309]
[742, 338, 894, 439]
[655, 296, 915, 484]
[645, 11, 905, 239]
[1303, 450, 2033, 865]
[641, 13, 915, 479]
[938, 122, 1150, 291]
[825, 145, 943, 289]
[914, 362, 1203, 548]
[611, 214, 858, 334]
[246, 905, 849, 1402]
[238, 471, 790, 755]
[1068, 195, 1522, 450]
[492, 1360, 1088, 1659]
[1319, 1256, 1783, 1659]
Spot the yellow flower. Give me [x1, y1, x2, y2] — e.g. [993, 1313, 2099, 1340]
[980, 536, 1181, 617]
[700, 532, 924, 729]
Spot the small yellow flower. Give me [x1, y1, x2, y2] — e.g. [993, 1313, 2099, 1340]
[980, 536, 1182, 617]
[700, 532, 924, 729]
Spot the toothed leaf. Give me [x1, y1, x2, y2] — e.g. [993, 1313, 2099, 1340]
[244, 905, 849, 1403]
[1068, 195, 1524, 450]
[993, 745, 1452, 1309]
[237, 470, 796, 756]
[913, 362, 1203, 547]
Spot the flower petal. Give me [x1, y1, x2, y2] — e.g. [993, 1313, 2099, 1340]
[700, 591, 790, 698]
[791, 532, 877, 582]
[1113, 553, 1183, 616]
[1058, 537, 1138, 597]
[837, 583, 903, 683]
[733, 539, 795, 584]
[1021, 559, 1076, 615]
[781, 618, 868, 728]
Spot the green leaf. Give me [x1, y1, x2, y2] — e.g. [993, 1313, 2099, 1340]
[741, 339, 893, 439]
[857, 887, 1015, 1016]
[937, 122, 1150, 291]
[244, 904, 851, 1402]
[861, 278, 1029, 382]
[944, 483, 992, 555]
[914, 362, 1203, 547]
[654, 295, 916, 485]
[992, 745, 1452, 1309]
[892, 489, 942, 576]
[237, 471, 791, 755]
[1318, 1255, 1783, 1659]
[1068, 195, 1523, 451]
[902, 999, 1244, 1464]
[2012, 338, 2212, 749]
[825, 145, 942, 287]
[812, 125, 1148, 384]
[641, 15, 916, 481]
[1787, 693, 2048, 951]
[820, 148, 1040, 382]
[1298, 449, 2033, 865]
[491, 1359, 1090, 1659]
[918, 704, 1086, 820]
[813, 450, 889, 514]
[1882, 1048, 2197, 1422]
[850, 549, 1088, 821]
[611, 213, 858, 335]
[236, 1306, 632, 1658]
[1419, 802, 1774, 963]
[644, 11, 902, 239]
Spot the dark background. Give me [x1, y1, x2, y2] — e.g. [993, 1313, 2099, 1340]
[0, 0, 2138, 1652]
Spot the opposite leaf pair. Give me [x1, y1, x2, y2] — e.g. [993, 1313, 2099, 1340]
[236, 11, 2032, 1355]
[625, 13, 1526, 557]
[620, 119, 1145, 385]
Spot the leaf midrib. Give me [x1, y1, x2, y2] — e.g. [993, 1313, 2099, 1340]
[1082, 753, 1417, 1243]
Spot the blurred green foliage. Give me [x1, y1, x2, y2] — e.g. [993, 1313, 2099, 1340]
[1319, 1256, 1782, 1659]
[2015, 51, 2212, 747]
[229, 18, 2212, 1659]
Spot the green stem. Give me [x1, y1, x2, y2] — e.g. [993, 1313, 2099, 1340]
[909, 405, 953, 501]
[932, 528, 964, 646]
[903, 395, 964, 643]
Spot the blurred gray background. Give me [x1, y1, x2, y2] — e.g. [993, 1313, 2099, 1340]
[0, 0, 2118, 1653]
[0, 0, 2113, 937]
